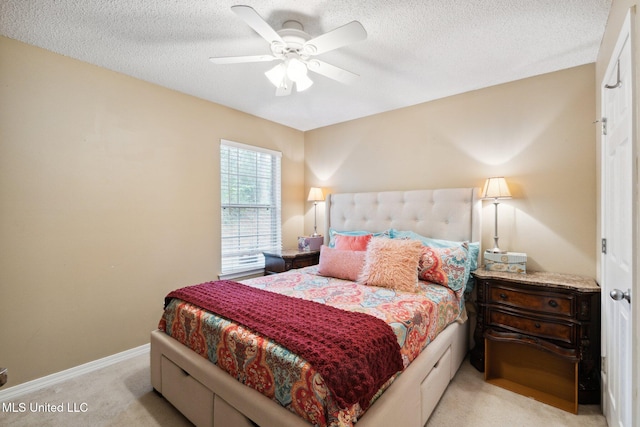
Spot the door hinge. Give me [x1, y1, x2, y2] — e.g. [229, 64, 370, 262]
[602, 117, 608, 135]
[602, 238, 607, 254]
[602, 356, 606, 374]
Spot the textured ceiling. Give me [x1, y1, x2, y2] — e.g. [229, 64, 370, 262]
[0, 0, 611, 131]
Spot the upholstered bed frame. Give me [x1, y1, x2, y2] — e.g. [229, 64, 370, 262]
[150, 187, 481, 427]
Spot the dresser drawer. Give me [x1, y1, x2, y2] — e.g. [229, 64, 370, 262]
[488, 309, 575, 345]
[489, 285, 574, 317]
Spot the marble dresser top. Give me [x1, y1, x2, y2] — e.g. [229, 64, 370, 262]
[472, 268, 600, 293]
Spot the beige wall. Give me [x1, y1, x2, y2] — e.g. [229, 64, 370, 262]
[305, 64, 597, 276]
[0, 36, 305, 387]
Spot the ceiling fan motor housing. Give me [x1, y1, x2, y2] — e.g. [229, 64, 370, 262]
[273, 21, 316, 57]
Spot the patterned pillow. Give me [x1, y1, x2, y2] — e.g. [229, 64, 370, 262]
[317, 245, 366, 281]
[334, 234, 372, 251]
[358, 237, 423, 293]
[389, 229, 480, 271]
[418, 244, 470, 294]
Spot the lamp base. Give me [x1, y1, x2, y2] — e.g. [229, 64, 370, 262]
[487, 236, 505, 254]
[486, 247, 507, 254]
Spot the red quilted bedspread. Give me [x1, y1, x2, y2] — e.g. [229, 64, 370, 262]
[165, 280, 404, 409]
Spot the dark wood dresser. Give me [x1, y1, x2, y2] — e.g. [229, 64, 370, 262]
[470, 268, 600, 413]
[263, 249, 320, 275]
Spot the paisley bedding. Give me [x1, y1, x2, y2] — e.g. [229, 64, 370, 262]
[159, 265, 464, 427]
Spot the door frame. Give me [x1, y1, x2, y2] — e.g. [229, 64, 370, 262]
[598, 8, 638, 427]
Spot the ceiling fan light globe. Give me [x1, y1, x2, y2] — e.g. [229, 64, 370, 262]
[286, 57, 308, 81]
[295, 74, 313, 92]
[265, 63, 286, 87]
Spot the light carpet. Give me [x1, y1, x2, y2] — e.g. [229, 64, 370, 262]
[1, 353, 607, 427]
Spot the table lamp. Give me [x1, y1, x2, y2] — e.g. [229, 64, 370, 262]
[307, 187, 324, 237]
[481, 177, 512, 253]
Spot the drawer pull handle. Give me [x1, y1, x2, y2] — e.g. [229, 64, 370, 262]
[534, 322, 541, 328]
[499, 293, 508, 300]
[548, 300, 558, 308]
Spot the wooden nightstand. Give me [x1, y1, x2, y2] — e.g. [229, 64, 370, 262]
[263, 249, 320, 275]
[470, 268, 600, 413]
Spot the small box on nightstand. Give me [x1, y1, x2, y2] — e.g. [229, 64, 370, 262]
[298, 236, 323, 251]
[484, 251, 527, 273]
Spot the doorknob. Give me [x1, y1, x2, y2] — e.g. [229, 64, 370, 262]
[610, 288, 631, 303]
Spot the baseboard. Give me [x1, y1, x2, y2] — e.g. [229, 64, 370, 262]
[0, 343, 150, 402]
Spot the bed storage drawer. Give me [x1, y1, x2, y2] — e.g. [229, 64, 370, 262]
[161, 355, 214, 427]
[214, 395, 257, 427]
[420, 346, 451, 424]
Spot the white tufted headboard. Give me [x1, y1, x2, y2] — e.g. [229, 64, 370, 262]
[325, 188, 481, 243]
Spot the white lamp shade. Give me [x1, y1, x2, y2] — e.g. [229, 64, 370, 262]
[307, 187, 324, 202]
[286, 57, 308, 81]
[295, 73, 313, 91]
[481, 177, 512, 199]
[265, 63, 286, 87]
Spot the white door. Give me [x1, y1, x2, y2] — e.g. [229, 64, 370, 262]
[601, 11, 634, 427]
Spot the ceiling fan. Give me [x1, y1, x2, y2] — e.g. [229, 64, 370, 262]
[209, 5, 367, 96]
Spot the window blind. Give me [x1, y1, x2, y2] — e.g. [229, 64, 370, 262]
[220, 140, 282, 276]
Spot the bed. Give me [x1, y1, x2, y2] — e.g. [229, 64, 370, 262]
[150, 187, 481, 427]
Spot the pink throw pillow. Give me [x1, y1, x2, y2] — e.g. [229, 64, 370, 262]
[358, 237, 423, 293]
[317, 245, 366, 282]
[334, 234, 372, 251]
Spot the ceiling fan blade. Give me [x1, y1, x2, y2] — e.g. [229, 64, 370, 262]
[303, 21, 367, 55]
[307, 60, 359, 84]
[231, 5, 284, 45]
[209, 54, 277, 64]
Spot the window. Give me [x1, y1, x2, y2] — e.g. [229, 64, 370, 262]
[220, 140, 282, 277]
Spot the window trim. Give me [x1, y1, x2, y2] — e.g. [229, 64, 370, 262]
[221, 139, 282, 159]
